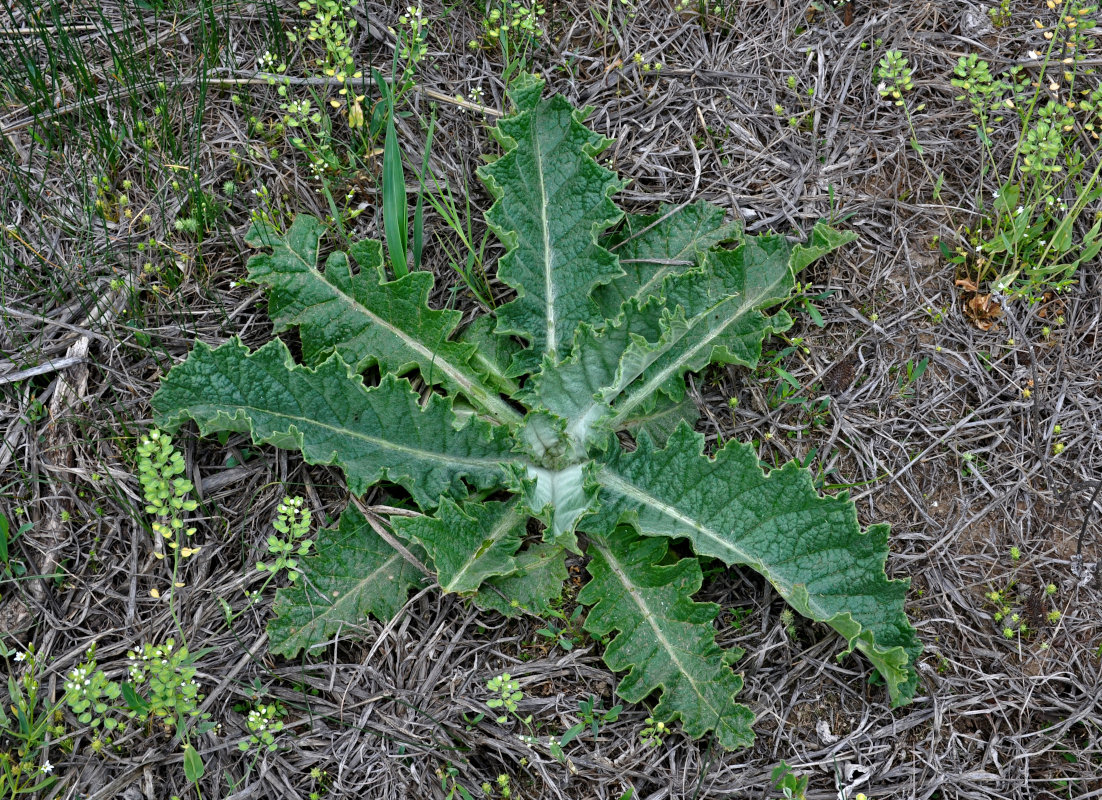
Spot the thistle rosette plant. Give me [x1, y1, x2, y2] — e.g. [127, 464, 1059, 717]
[151, 75, 920, 749]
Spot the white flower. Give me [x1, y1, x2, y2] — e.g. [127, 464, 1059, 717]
[14, 651, 25, 663]
[40, 760, 53, 774]
[1016, 205, 1025, 215]
[993, 190, 999, 199]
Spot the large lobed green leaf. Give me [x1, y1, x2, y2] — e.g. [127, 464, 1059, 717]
[589, 424, 921, 706]
[150, 338, 518, 509]
[244, 216, 519, 424]
[478, 74, 625, 364]
[474, 542, 568, 618]
[395, 499, 527, 594]
[580, 527, 755, 749]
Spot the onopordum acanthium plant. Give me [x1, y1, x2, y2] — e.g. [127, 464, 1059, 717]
[152, 75, 920, 749]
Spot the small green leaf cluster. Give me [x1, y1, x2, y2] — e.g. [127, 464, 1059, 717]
[259, 0, 372, 177]
[137, 430, 199, 561]
[532, 604, 586, 651]
[486, 674, 527, 725]
[64, 655, 122, 731]
[238, 703, 286, 753]
[951, 54, 1016, 138]
[989, 0, 1011, 27]
[257, 495, 314, 581]
[471, 1, 546, 48]
[293, 0, 358, 77]
[127, 640, 211, 736]
[469, 1, 545, 87]
[639, 716, 668, 748]
[439, 763, 478, 800]
[577, 694, 622, 737]
[1020, 101, 1076, 176]
[481, 773, 513, 798]
[770, 760, 809, 800]
[0, 512, 32, 580]
[876, 50, 915, 106]
[394, 5, 430, 74]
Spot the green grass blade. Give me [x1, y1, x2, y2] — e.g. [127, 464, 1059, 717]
[383, 107, 408, 278]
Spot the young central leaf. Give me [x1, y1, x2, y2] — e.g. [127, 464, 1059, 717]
[151, 75, 919, 753]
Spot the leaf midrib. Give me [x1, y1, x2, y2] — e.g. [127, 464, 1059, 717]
[533, 113, 557, 360]
[199, 400, 521, 473]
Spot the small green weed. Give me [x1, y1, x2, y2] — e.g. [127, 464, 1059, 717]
[486, 673, 528, 725]
[481, 773, 514, 798]
[639, 716, 669, 748]
[137, 429, 200, 568]
[942, 3, 1102, 298]
[127, 640, 212, 736]
[64, 641, 212, 740]
[483, 674, 614, 764]
[63, 648, 123, 733]
[771, 760, 809, 800]
[989, 0, 1012, 27]
[0, 643, 60, 797]
[780, 608, 798, 640]
[469, 1, 547, 87]
[63, 638, 215, 782]
[238, 702, 286, 753]
[439, 762, 478, 800]
[533, 604, 587, 651]
[257, 495, 315, 581]
[893, 357, 929, 399]
[0, 511, 32, 581]
[576, 694, 622, 737]
[876, 50, 915, 107]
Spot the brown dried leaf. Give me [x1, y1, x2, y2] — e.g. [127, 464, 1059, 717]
[957, 279, 1002, 330]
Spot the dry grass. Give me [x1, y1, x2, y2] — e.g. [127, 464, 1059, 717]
[1, 0, 1101, 798]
